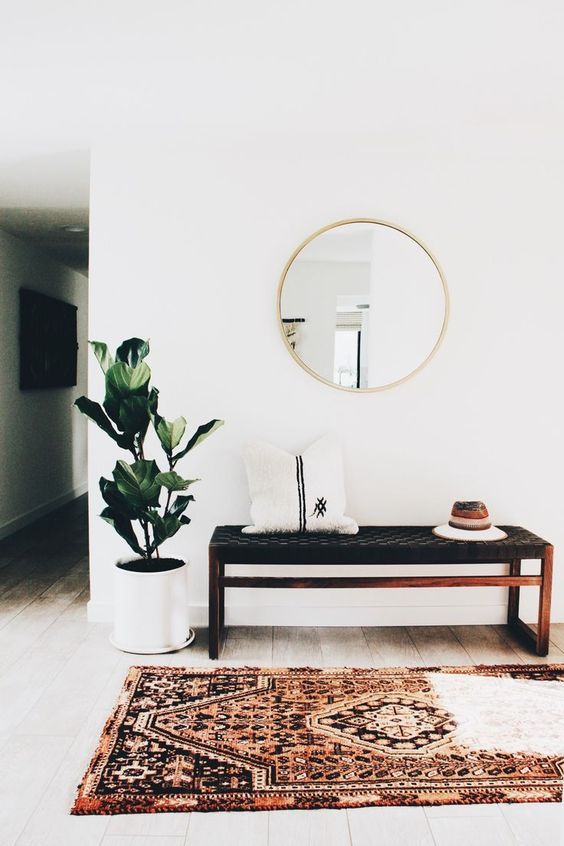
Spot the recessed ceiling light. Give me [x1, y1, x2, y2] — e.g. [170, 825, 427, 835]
[58, 224, 87, 233]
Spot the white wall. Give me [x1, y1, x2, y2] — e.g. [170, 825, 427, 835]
[87, 136, 564, 626]
[0, 229, 88, 537]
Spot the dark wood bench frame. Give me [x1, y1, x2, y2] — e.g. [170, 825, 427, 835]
[208, 525, 553, 659]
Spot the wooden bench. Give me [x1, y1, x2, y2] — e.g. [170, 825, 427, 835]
[208, 525, 553, 659]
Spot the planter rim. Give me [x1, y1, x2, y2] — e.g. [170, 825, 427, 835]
[115, 557, 188, 576]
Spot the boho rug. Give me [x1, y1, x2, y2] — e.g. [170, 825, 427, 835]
[72, 664, 564, 814]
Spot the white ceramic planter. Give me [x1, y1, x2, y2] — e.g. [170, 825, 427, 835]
[110, 558, 194, 654]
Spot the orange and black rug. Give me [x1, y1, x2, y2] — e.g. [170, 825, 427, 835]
[72, 664, 564, 814]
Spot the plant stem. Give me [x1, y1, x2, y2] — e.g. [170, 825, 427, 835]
[141, 518, 152, 558]
[151, 521, 160, 558]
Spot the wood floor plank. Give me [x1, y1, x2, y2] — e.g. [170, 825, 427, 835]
[500, 802, 564, 846]
[0, 519, 85, 580]
[7, 583, 104, 671]
[185, 811, 268, 846]
[0, 648, 69, 734]
[543, 623, 564, 656]
[428, 815, 517, 846]
[180, 628, 211, 665]
[97, 628, 212, 673]
[35, 614, 110, 661]
[220, 627, 273, 665]
[16, 661, 145, 845]
[61, 585, 90, 619]
[318, 627, 373, 667]
[494, 625, 564, 664]
[16, 752, 109, 846]
[0, 734, 73, 846]
[270, 808, 351, 846]
[363, 627, 424, 667]
[2, 496, 564, 846]
[272, 626, 323, 665]
[451, 625, 523, 664]
[424, 803, 506, 819]
[0, 495, 87, 561]
[0, 560, 89, 675]
[0, 512, 86, 603]
[407, 626, 473, 666]
[14, 640, 121, 736]
[105, 814, 190, 838]
[102, 837, 185, 846]
[0, 558, 86, 630]
[224, 625, 269, 640]
[0, 554, 89, 619]
[348, 807, 434, 846]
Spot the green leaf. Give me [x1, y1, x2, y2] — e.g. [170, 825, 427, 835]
[118, 396, 151, 436]
[100, 507, 144, 556]
[89, 341, 114, 374]
[99, 477, 138, 518]
[168, 494, 195, 519]
[74, 396, 134, 450]
[155, 471, 199, 492]
[147, 387, 159, 416]
[104, 361, 151, 426]
[173, 419, 224, 463]
[145, 512, 184, 550]
[156, 515, 183, 543]
[106, 362, 151, 397]
[113, 459, 161, 509]
[155, 416, 187, 454]
[115, 338, 150, 368]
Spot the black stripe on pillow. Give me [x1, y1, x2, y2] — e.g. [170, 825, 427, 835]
[295, 457, 302, 531]
[296, 455, 306, 532]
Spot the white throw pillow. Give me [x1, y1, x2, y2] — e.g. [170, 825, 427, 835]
[242, 434, 358, 534]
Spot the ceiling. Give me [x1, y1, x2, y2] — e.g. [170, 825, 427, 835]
[0, 150, 89, 273]
[0, 3, 562, 156]
[0, 1, 562, 277]
[0, 207, 89, 272]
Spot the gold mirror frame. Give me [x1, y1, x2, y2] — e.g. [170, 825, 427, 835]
[277, 218, 450, 393]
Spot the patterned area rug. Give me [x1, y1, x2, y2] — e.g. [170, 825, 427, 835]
[72, 664, 564, 814]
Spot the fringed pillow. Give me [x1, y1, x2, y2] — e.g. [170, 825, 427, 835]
[242, 434, 358, 534]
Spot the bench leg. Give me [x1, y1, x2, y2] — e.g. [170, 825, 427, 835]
[507, 558, 521, 624]
[219, 561, 225, 635]
[209, 550, 223, 659]
[507, 553, 553, 657]
[536, 545, 553, 657]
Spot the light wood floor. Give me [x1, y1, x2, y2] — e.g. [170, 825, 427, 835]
[2, 496, 564, 846]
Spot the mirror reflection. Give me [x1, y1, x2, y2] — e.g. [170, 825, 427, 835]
[279, 220, 448, 391]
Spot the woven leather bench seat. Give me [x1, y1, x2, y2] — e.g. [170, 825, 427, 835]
[208, 525, 554, 659]
[209, 525, 548, 564]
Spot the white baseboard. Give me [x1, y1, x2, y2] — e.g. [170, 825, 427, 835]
[88, 600, 511, 627]
[0, 483, 88, 540]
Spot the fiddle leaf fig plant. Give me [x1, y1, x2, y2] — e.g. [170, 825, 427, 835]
[75, 337, 223, 561]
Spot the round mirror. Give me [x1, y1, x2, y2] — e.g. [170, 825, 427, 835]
[278, 219, 449, 392]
